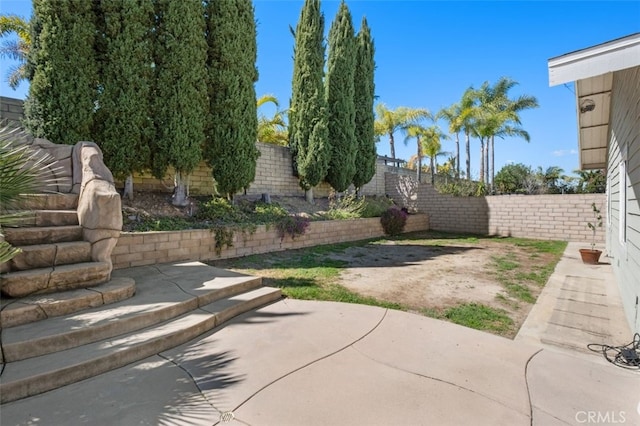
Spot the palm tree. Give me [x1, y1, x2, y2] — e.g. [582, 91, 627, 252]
[257, 94, 288, 146]
[374, 103, 430, 160]
[403, 124, 428, 182]
[421, 125, 449, 185]
[474, 77, 538, 190]
[459, 88, 476, 180]
[0, 14, 30, 89]
[438, 104, 462, 179]
[541, 166, 564, 193]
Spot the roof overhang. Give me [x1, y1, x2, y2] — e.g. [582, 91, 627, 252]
[548, 33, 640, 170]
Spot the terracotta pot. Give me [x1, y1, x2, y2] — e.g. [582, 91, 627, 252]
[579, 249, 602, 265]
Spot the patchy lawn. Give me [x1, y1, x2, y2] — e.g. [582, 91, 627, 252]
[209, 231, 567, 338]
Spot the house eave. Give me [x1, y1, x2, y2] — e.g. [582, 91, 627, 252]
[548, 33, 640, 170]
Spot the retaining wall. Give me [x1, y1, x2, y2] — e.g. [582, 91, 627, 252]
[112, 214, 429, 269]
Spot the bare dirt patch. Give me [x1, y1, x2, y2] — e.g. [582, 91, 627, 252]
[330, 236, 558, 336]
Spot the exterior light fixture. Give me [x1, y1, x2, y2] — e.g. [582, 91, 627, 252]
[580, 99, 596, 113]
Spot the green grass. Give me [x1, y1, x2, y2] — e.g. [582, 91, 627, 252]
[444, 303, 514, 334]
[493, 253, 520, 272]
[504, 283, 535, 303]
[490, 240, 567, 303]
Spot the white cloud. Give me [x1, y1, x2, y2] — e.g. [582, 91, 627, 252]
[552, 149, 578, 157]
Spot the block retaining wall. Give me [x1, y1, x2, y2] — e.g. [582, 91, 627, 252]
[112, 214, 429, 269]
[385, 173, 606, 243]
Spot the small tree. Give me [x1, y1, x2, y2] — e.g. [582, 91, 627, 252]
[289, 0, 329, 202]
[587, 202, 603, 251]
[324, 1, 356, 193]
[204, 0, 260, 201]
[352, 16, 376, 193]
[24, 0, 97, 145]
[95, 0, 154, 200]
[152, 0, 208, 206]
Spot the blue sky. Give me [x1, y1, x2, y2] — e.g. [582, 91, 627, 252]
[2, 0, 639, 179]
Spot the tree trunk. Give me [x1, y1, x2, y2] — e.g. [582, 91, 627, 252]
[484, 139, 489, 186]
[430, 157, 435, 185]
[305, 188, 314, 204]
[479, 138, 484, 184]
[172, 172, 189, 207]
[123, 174, 134, 201]
[490, 136, 495, 192]
[416, 137, 422, 182]
[389, 132, 396, 159]
[465, 131, 471, 180]
[455, 133, 460, 179]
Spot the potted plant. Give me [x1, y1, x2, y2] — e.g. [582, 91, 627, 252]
[579, 202, 603, 264]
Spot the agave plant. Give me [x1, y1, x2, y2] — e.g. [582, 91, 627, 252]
[0, 126, 58, 264]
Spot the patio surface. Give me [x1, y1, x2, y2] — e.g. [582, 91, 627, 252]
[1, 242, 638, 425]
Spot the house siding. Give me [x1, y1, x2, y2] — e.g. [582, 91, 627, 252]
[606, 66, 640, 333]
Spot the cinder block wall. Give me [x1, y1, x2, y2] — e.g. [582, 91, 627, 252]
[113, 213, 429, 269]
[386, 173, 606, 242]
[114, 143, 398, 197]
[0, 96, 24, 128]
[0, 96, 400, 198]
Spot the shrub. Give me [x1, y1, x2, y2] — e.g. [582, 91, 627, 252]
[195, 197, 247, 223]
[326, 193, 394, 220]
[380, 207, 407, 236]
[436, 179, 486, 197]
[276, 215, 310, 241]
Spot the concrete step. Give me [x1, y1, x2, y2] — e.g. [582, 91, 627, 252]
[28, 210, 79, 227]
[1, 266, 264, 362]
[0, 286, 282, 403]
[3, 225, 83, 246]
[16, 193, 79, 210]
[0, 261, 111, 297]
[7, 241, 91, 272]
[0, 277, 136, 328]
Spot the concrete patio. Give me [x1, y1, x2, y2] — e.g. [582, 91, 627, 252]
[1, 242, 638, 425]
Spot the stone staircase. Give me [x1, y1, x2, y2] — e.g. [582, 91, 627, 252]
[0, 194, 282, 403]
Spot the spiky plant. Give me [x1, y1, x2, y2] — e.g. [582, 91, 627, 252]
[0, 127, 58, 264]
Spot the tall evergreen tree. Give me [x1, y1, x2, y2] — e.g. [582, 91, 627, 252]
[95, 0, 154, 200]
[324, 1, 356, 193]
[352, 16, 376, 192]
[152, 0, 208, 206]
[289, 0, 329, 202]
[204, 0, 260, 200]
[23, 0, 97, 145]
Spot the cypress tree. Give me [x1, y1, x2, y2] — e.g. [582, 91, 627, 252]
[23, 0, 97, 145]
[352, 17, 376, 192]
[95, 0, 154, 200]
[204, 0, 260, 200]
[325, 1, 356, 193]
[289, 0, 329, 199]
[152, 0, 208, 206]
